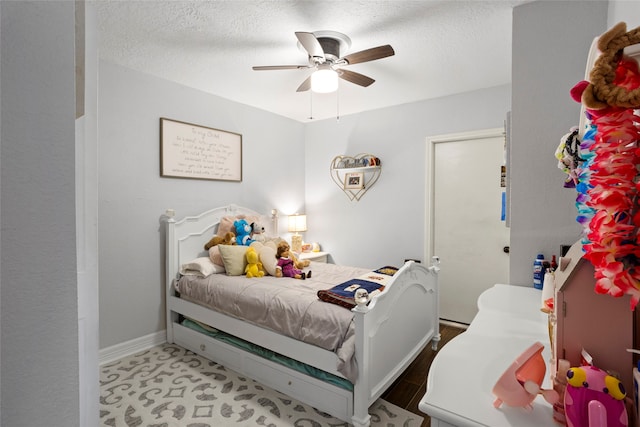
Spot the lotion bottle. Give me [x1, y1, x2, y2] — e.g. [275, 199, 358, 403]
[533, 254, 545, 290]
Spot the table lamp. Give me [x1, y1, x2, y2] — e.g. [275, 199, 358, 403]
[288, 213, 307, 253]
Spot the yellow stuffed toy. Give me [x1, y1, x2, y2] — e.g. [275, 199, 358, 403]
[245, 246, 264, 278]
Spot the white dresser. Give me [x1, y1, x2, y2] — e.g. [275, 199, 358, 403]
[419, 284, 555, 427]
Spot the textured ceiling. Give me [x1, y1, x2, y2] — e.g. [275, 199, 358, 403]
[97, 1, 527, 122]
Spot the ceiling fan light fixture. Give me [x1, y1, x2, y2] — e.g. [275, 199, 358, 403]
[311, 68, 338, 93]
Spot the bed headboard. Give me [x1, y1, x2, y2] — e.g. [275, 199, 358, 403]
[165, 205, 265, 284]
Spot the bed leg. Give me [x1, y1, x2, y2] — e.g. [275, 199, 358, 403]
[351, 413, 371, 427]
[431, 333, 441, 351]
[166, 320, 174, 343]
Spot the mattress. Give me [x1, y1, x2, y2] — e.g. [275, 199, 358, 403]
[174, 261, 371, 381]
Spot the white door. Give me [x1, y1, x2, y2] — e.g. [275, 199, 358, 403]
[426, 129, 510, 324]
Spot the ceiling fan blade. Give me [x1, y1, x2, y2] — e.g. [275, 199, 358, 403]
[295, 32, 325, 60]
[341, 45, 395, 65]
[252, 65, 309, 71]
[296, 76, 311, 92]
[338, 69, 375, 87]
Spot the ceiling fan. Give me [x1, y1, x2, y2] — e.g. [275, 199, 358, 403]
[252, 31, 395, 93]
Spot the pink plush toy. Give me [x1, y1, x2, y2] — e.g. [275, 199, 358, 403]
[492, 342, 559, 410]
[564, 365, 628, 427]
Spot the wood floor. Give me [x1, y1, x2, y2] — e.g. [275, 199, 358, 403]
[381, 323, 466, 427]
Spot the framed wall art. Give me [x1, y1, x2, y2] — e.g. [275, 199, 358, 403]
[160, 117, 242, 182]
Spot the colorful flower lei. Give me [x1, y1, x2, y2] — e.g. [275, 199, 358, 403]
[568, 54, 640, 309]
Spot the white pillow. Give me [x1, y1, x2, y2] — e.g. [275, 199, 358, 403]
[252, 241, 277, 276]
[218, 245, 249, 276]
[180, 257, 225, 277]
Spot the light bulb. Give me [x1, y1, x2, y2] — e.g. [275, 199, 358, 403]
[311, 68, 338, 93]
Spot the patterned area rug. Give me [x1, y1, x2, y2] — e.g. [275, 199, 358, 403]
[100, 343, 423, 427]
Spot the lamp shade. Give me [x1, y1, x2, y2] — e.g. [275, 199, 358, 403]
[311, 67, 338, 93]
[288, 214, 307, 233]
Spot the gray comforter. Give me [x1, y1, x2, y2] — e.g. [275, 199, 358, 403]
[174, 261, 371, 382]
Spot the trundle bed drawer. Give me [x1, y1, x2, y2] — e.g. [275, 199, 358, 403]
[243, 355, 352, 418]
[172, 322, 353, 421]
[173, 323, 246, 373]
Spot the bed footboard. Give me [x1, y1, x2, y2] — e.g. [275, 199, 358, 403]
[351, 258, 440, 427]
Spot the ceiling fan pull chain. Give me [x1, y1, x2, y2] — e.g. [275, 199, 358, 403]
[336, 84, 340, 122]
[308, 90, 314, 120]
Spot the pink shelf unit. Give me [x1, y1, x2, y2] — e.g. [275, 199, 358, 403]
[554, 240, 636, 393]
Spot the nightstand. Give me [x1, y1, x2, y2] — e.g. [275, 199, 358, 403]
[298, 251, 329, 263]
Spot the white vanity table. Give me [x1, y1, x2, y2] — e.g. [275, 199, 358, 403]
[419, 284, 555, 427]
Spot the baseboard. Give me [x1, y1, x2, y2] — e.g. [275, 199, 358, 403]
[99, 330, 167, 365]
[439, 319, 469, 330]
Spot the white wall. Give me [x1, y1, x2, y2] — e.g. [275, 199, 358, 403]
[98, 61, 306, 348]
[509, 0, 608, 285]
[304, 85, 510, 268]
[608, 1, 640, 28]
[0, 2, 79, 426]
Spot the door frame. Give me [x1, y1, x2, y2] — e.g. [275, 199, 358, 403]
[424, 127, 506, 266]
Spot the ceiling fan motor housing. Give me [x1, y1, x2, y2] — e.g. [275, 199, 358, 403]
[317, 37, 341, 62]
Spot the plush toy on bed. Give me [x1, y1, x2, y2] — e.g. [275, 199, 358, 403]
[203, 231, 236, 250]
[296, 258, 310, 269]
[245, 247, 264, 278]
[234, 219, 254, 246]
[250, 221, 266, 243]
[275, 241, 310, 280]
[293, 252, 310, 269]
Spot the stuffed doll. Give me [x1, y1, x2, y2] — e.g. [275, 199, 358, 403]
[204, 231, 236, 250]
[272, 238, 310, 269]
[244, 247, 264, 278]
[234, 219, 254, 246]
[275, 241, 310, 280]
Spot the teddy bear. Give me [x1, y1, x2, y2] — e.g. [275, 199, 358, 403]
[572, 22, 640, 111]
[294, 255, 311, 269]
[203, 231, 236, 250]
[244, 246, 264, 278]
[234, 218, 254, 246]
[250, 221, 266, 243]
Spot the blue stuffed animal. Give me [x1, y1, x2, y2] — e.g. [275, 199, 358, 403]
[234, 219, 254, 246]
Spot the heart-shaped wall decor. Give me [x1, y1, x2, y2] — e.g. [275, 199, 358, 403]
[330, 154, 381, 201]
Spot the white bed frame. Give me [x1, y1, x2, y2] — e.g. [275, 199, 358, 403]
[164, 205, 441, 427]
